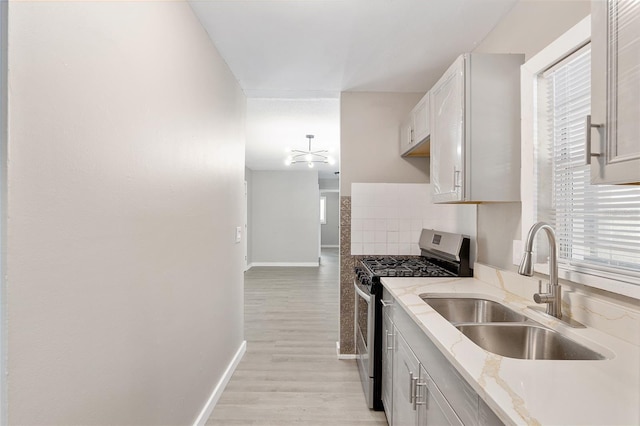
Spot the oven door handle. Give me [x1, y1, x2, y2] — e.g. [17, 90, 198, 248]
[353, 281, 371, 303]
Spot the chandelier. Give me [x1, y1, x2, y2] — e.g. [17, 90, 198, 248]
[285, 135, 335, 168]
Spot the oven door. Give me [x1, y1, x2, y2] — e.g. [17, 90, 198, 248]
[354, 279, 375, 407]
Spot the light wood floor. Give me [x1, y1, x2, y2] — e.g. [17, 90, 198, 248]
[206, 248, 388, 426]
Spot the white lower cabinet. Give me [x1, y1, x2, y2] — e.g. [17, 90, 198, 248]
[391, 329, 462, 426]
[382, 288, 503, 426]
[382, 310, 394, 424]
[392, 331, 421, 425]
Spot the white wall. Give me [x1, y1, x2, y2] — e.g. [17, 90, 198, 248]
[251, 171, 320, 265]
[7, 2, 245, 424]
[321, 191, 339, 246]
[245, 167, 254, 266]
[340, 92, 428, 195]
[471, 0, 590, 270]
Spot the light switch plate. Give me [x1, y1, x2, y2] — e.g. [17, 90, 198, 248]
[236, 226, 242, 243]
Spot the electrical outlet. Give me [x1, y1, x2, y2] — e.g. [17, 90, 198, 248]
[236, 226, 242, 243]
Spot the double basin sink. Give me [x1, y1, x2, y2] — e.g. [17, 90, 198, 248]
[421, 296, 606, 361]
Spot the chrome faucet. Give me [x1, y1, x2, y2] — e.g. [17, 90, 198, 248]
[518, 222, 562, 319]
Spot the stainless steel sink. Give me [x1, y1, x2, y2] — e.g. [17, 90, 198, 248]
[455, 324, 607, 360]
[421, 296, 530, 324]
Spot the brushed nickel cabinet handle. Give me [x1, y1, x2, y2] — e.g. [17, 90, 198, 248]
[585, 114, 603, 165]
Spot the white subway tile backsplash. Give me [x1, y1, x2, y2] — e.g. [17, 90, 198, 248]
[387, 243, 399, 255]
[351, 184, 364, 204]
[351, 204, 364, 219]
[386, 205, 399, 218]
[374, 243, 387, 255]
[399, 231, 412, 243]
[374, 205, 387, 219]
[351, 182, 477, 258]
[363, 219, 376, 231]
[411, 219, 424, 230]
[363, 243, 376, 254]
[363, 231, 375, 243]
[351, 243, 362, 255]
[398, 207, 412, 219]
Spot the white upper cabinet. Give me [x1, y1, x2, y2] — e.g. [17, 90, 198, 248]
[412, 91, 430, 146]
[430, 56, 465, 203]
[399, 118, 414, 156]
[590, 0, 640, 185]
[430, 53, 524, 203]
[400, 91, 431, 157]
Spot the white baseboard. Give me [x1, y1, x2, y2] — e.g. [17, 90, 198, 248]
[193, 340, 246, 426]
[336, 341, 357, 360]
[250, 262, 319, 267]
[321, 245, 339, 248]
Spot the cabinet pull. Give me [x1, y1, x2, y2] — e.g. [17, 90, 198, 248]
[380, 299, 393, 307]
[409, 372, 415, 405]
[386, 332, 394, 351]
[453, 168, 461, 189]
[409, 372, 419, 410]
[585, 115, 603, 165]
[414, 380, 427, 409]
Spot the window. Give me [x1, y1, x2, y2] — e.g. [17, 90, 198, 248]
[537, 44, 640, 280]
[320, 196, 326, 225]
[522, 18, 640, 298]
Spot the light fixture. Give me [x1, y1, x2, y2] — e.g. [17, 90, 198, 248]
[284, 135, 334, 168]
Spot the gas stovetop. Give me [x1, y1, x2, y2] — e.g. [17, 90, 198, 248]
[360, 256, 455, 278]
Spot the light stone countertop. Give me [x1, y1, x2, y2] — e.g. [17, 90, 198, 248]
[380, 274, 640, 426]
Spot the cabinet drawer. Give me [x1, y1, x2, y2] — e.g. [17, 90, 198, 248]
[381, 287, 396, 321]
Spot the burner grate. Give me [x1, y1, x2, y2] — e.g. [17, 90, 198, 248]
[361, 256, 456, 278]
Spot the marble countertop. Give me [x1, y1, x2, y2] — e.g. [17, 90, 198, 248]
[381, 275, 640, 425]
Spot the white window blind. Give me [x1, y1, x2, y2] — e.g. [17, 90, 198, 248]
[536, 44, 640, 280]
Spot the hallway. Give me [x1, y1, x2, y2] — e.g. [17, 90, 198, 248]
[207, 249, 388, 425]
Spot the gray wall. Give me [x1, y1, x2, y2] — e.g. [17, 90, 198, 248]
[319, 178, 339, 190]
[472, 0, 590, 271]
[321, 192, 340, 246]
[340, 92, 429, 195]
[251, 171, 320, 264]
[7, 2, 246, 424]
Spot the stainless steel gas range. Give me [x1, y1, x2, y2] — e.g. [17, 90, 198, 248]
[354, 229, 472, 410]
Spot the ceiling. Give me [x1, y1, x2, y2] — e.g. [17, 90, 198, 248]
[189, 0, 519, 178]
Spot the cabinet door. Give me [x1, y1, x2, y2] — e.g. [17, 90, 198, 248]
[382, 311, 394, 422]
[412, 92, 430, 144]
[478, 399, 504, 426]
[392, 330, 419, 426]
[591, 0, 640, 184]
[416, 365, 463, 426]
[399, 119, 414, 156]
[431, 56, 465, 202]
